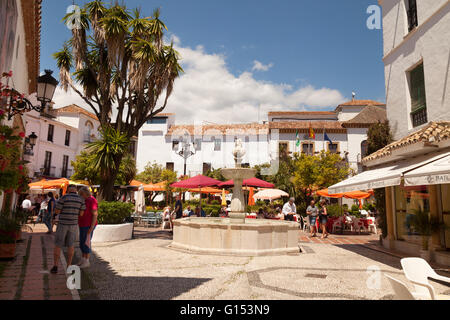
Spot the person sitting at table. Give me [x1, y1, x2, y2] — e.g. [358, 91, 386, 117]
[183, 205, 194, 217]
[194, 206, 206, 217]
[282, 197, 297, 221]
[220, 206, 228, 217]
[257, 208, 265, 219]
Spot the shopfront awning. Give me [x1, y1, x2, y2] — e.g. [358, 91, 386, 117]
[404, 152, 450, 186]
[328, 152, 449, 193]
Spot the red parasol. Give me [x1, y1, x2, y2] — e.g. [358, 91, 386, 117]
[218, 177, 275, 188]
[170, 175, 222, 189]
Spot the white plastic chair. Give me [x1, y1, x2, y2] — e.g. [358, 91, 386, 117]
[385, 275, 418, 300]
[301, 216, 310, 232]
[401, 258, 450, 300]
[366, 217, 377, 234]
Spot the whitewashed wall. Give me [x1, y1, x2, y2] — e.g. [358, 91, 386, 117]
[381, 0, 450, 139]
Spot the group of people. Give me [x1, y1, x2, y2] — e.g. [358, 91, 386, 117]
[306, 200, 329, 239]
[21, 185, 98, 273]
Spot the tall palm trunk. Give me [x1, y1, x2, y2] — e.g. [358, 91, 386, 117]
[99, 154, 123, 201]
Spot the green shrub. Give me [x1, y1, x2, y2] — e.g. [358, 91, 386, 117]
[210, 200, 220, 205]
[326, 204, 342, 217]
[0, 215, 20, 244]
[97, 201, 134, 225]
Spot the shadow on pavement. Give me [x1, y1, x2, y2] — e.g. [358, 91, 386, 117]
[77, 250, 211, 300]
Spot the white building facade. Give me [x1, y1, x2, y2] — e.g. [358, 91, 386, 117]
[23, 104, 100, 180]
[329, 1, 450, 264]
[136, 101, 387, 177]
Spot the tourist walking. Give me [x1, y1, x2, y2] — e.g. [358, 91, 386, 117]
[306, 200, 318, 237]
[282, 197, 297, 221]
[318, 200, 329, 239]
[21, 195, 32, 212]
[40, 195, 49, 228]
[51, 185, 86, 274]
[174, 195, 183, 219]
[43, 192, 55, 234]
[78, 187, 98, 269]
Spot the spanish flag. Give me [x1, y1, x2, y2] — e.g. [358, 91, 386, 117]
[309, 123, 316, 139]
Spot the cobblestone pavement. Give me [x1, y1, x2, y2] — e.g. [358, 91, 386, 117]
[0, 224, 76, 300]
[77, 227, 450, 300]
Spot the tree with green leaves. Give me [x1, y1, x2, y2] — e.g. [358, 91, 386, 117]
[86, 126, 135, 199]
[54, 1, 182, 199]
[136, 162, 164, 184]
[366, 121, 393, 238]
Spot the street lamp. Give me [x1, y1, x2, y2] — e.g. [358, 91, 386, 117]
[23, 132, 38, 156]
[177, 132, 196, 177]
[6, 70, 59, 120]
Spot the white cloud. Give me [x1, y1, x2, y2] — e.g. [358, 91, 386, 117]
[52, 37, 346, 124]
[252, 60, 273, 72]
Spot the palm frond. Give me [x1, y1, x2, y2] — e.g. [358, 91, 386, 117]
[53, 44, 73, 91]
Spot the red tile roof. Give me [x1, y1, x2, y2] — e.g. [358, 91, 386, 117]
[338, 99, 386, 107]
[269, 121, 345, 132]
[55, 104, 99, 121]
[268, 111, 336, 116]
[363, 122, 450, 163]
[167, 123, 269, 136]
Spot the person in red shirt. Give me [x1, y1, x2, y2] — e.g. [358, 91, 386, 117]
[78, 186, 98, 268]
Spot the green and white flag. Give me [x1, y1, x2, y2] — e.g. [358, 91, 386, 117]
[296, 130, 300, 147]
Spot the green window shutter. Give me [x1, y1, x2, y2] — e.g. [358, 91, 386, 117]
[410, 64, 427, 112]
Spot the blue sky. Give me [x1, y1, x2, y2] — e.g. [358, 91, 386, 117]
[41, 0, 386, 123]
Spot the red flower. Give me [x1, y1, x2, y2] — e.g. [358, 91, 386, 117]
[7, 71, 13, 77]
[18, 165, 23, 171]
[19, 132, 25, 138]
[0, 109, 4, 116]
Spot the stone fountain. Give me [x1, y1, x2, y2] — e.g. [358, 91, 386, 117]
[221, 138, 256, 223]
[169, 139, 299, 256]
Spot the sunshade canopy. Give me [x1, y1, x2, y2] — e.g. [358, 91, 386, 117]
[328, 152, 448, 194]
[316, 189, 373, 199]
[219, 178, 275, 188]
[188, 187, 229, 194]
[404, 152, 450, 186]
[253, 188, 289, 200]
[143, 181, 167, 192]
[170, 175, 222, 189]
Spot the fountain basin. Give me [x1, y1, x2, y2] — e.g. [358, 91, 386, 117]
[169, 218, 299, 256]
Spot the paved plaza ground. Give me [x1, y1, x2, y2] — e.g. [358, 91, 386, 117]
[1, 224, 449, 300]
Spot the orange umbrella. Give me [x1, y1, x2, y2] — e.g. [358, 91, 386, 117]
[316, 189, 345, 198]
[248, 187, 255, 206]
[188, 187, 229, 194]
[130, 180, 146, 187]
[343, 191, 373, 200]
[144, 181, 167, 192]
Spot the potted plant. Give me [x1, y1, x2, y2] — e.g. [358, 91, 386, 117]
[12, 209, 32, 241]
[409, 208, 443, 261]
[0, 215, 20, 259]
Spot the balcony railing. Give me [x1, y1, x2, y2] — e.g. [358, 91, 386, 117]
[411, 106, 428, 128]
[407, 5, 418, 32]
[61, 168, 73, 179]
[41, 166, 56, 177]
[83, 134, 95, 143]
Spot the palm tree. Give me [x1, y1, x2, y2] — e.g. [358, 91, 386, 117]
[54, 1, 182, 199]
[87, 126, 130, 200]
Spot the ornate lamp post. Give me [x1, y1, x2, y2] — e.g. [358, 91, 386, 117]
[23, 132, 38, 156]
[177, 132, 196, 177]
[6, 70, 58, 120]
